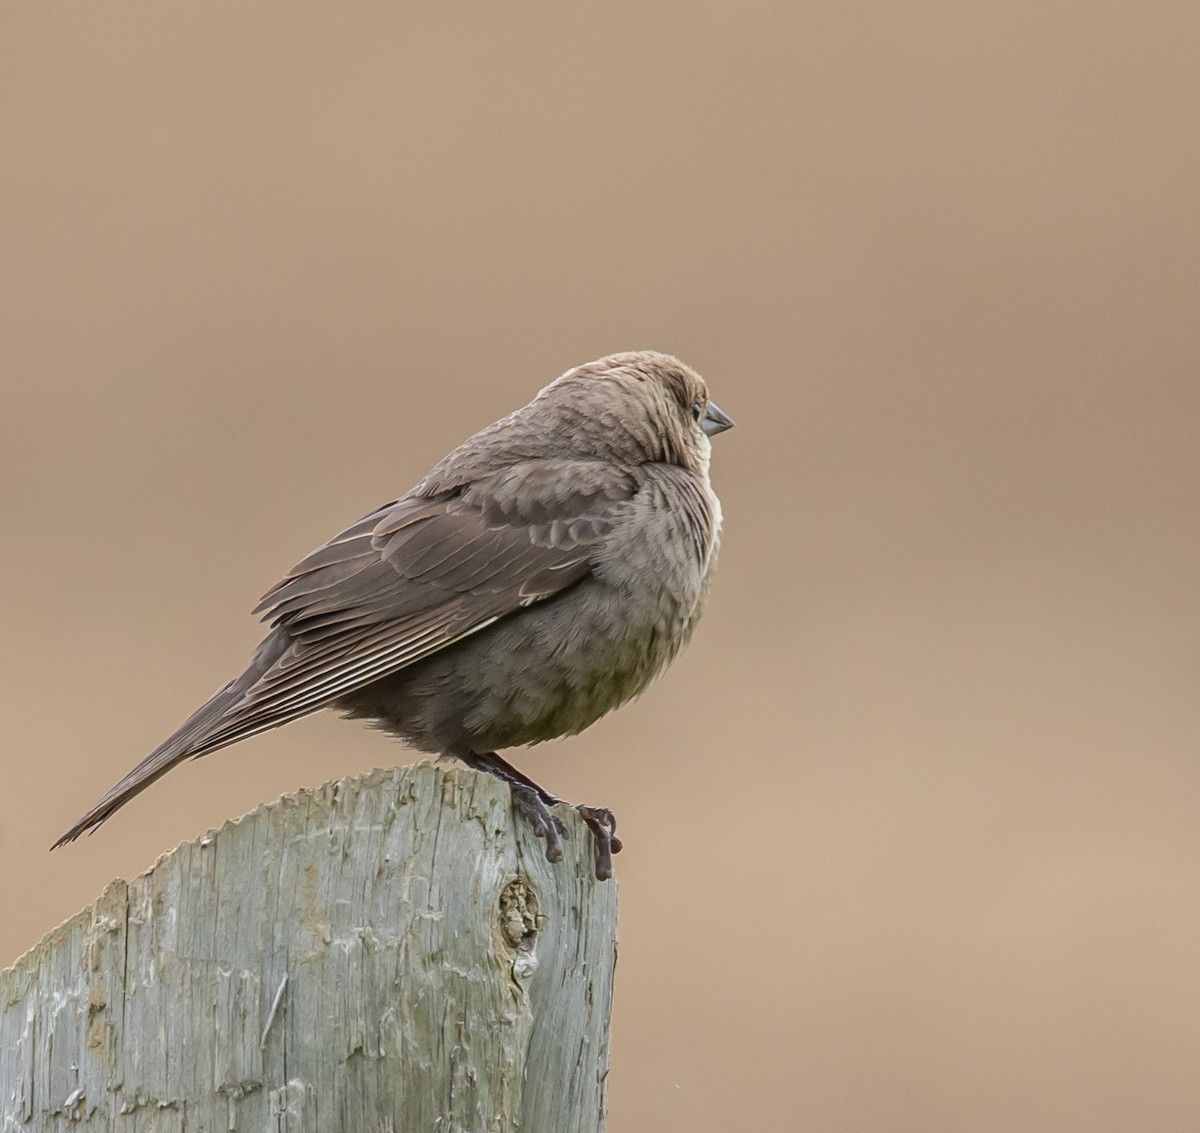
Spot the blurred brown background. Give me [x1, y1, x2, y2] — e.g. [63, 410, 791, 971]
[3, 3, 1198, 1130]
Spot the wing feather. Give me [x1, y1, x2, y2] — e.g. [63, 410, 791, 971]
[54, 461, 642, 846]
[202, 465, 640, 751]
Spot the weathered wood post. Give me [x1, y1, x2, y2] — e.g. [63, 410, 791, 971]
[0, 764, 618, 1131]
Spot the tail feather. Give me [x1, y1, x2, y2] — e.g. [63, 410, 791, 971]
[52, 635, 290, 848]
[52, 680, 242, 847]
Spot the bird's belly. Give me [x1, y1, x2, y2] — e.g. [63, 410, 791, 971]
[453, 576, 694, 750]
[340, 575, 698, 754]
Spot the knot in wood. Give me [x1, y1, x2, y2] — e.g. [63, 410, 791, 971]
[498, 877, 540, 952]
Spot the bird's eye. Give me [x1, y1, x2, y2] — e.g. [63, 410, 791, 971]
[690, 401, 704, 423]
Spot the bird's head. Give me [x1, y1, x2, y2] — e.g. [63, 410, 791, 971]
[543, 350, 734, 473]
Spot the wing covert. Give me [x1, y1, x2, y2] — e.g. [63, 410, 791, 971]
[204, 462, 641, 751]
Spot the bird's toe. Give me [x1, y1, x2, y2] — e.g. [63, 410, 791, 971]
[576, 804, 622, 881]
[510, 783, 566, 863]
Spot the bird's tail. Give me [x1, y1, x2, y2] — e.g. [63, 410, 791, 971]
[52, 636, 286, 848]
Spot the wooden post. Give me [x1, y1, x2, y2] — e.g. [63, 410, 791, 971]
[0, 764, 618, 1131]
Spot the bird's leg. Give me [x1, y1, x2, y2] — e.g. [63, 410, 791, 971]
[470, 750, 564, 807]
[451, 750, 567, 864]
[465, 758, 628, 873]
[472, 752, 624, 875]
[478, 752, 624, 880]
[451, 749, 622, 880]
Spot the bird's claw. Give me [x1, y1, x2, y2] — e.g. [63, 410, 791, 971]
[509, 787, 622, 880]
[510, 783, 568, 863]
[576, 805, 622, 881]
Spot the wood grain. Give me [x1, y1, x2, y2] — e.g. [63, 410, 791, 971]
[1, 764, 617, 1131]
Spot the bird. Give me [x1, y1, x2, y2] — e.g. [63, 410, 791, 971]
[54, 350, 733, 879]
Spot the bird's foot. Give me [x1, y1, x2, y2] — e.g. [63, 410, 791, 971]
[452, 748, 622, 880]
[575, 805, 623, 881]
[509, 791, 623, 880]
[509, 783, 569, 864]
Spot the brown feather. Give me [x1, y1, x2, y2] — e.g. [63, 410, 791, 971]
[54, 351, 728, 849]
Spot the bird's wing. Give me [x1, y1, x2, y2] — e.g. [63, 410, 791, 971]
[54, 461, 640, 845]
[204, 460, 643, 749]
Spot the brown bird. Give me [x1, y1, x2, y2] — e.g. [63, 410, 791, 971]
[54, 351, 732, 878]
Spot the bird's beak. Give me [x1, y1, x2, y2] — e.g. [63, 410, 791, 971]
[701, 401, 735, 437]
